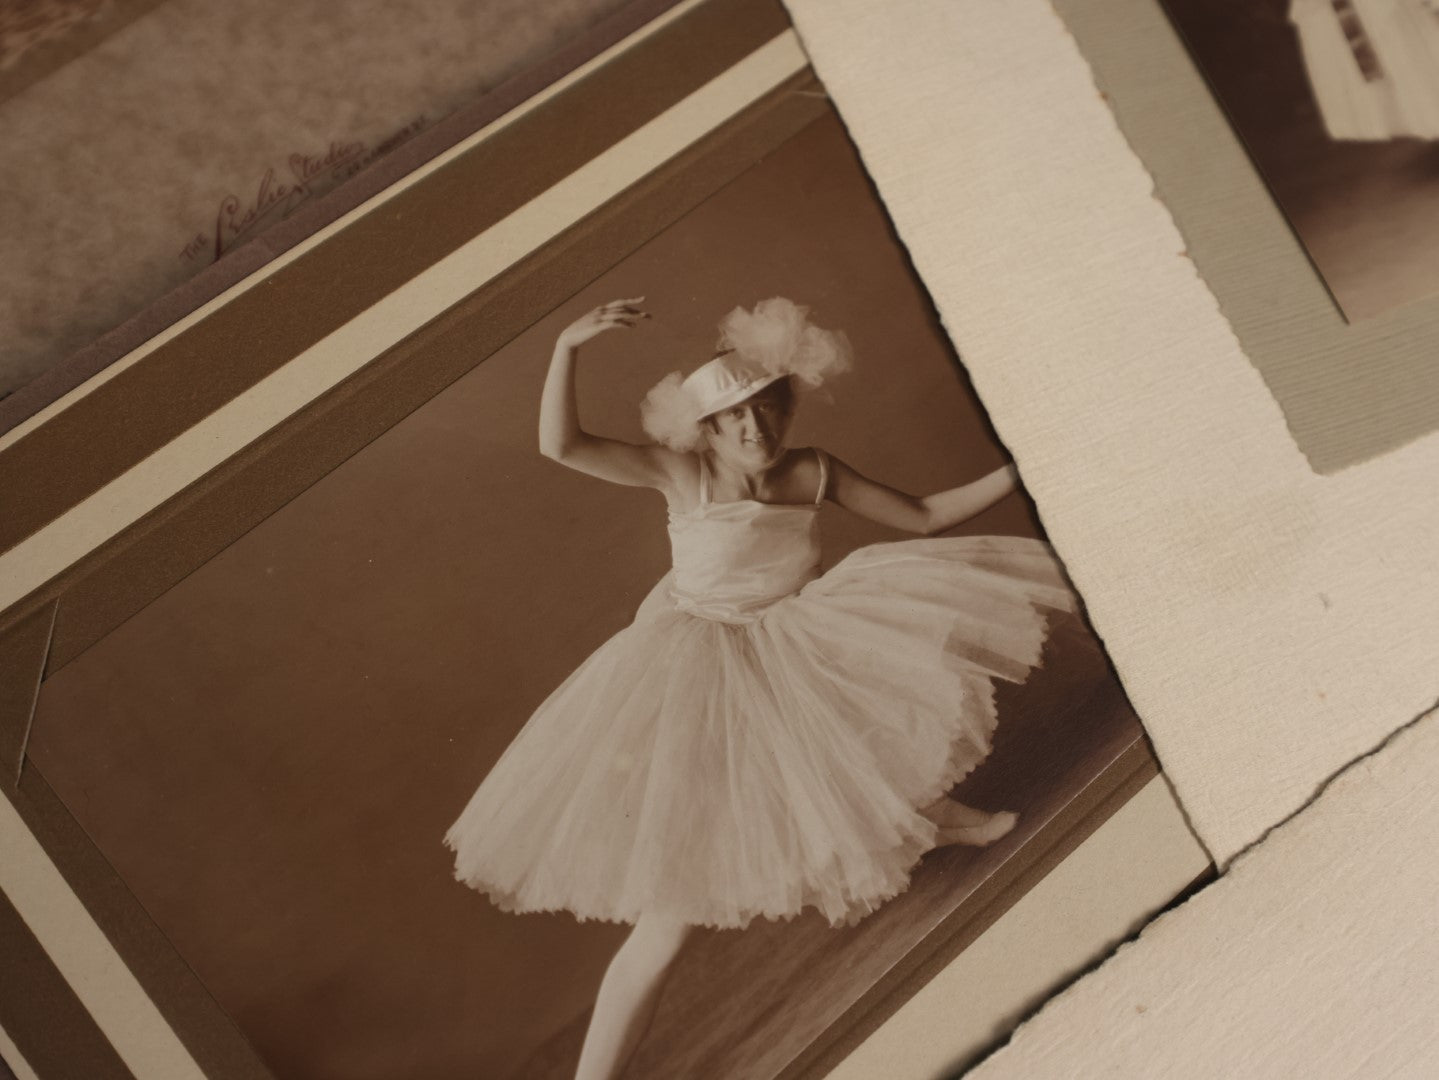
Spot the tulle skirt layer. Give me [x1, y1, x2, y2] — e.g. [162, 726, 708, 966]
[444, 536, 1074, 929]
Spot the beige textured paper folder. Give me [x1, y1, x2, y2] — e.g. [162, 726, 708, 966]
[967, 704, 1439, 1079]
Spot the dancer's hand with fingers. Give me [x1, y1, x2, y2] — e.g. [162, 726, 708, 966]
[558, 297, 650, 348]
[541, 295, 684, 492]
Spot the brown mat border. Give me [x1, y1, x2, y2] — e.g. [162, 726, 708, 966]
[0, 601, 52, 782]
[0, 771, 278, 1080]
[0, 0, 788, 555]
[0, 599, 273, 1080]
[0, 884, 137, 1080]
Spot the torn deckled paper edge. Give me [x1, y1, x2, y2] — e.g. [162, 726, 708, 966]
[783, 0, 1439, 865]
[967, 701, 1439, 1078]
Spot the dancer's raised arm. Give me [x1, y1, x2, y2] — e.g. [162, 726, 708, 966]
[827, 454, 1019, 536]
[539, 299, 688, 491]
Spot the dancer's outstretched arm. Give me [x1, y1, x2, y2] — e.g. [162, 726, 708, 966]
[539, 298, 689, 492]
[826, 454, 1018, 536]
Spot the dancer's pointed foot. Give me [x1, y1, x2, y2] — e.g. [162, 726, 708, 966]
[922, 796, 999, 829]
[931, 809, 1018, 848]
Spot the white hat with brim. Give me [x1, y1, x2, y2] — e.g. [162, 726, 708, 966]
[683, 354, 788, 420]
[639, 298, 851, 451]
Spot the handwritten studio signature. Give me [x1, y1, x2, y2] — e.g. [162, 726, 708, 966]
[179, 116, 427, 264]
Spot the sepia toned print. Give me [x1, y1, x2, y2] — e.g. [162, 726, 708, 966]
[24, 111, 1145, 1079]
[1163, 0, 1439, 319]
[445, 296, 1075, 1076]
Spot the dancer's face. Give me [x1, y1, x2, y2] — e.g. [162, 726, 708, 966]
[703, 379, 795, 472]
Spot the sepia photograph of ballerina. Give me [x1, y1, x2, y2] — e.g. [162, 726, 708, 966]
[444, 296, 1076, 1079]
[24, 109, 1150, 1080]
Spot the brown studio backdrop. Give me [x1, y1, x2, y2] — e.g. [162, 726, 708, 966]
[27, 114, 1041, 1080]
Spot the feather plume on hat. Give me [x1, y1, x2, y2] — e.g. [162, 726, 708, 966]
[640, 298, 851, 451]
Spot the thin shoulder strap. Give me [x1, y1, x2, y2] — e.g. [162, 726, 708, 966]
[813, 447, 829, 506]
[697, 454, 712, 506]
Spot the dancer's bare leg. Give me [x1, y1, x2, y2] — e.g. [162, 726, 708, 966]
[574, 912, 690, 1080]
[920, 795, 1018, 847]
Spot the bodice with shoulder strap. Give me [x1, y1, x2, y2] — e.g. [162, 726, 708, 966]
[665, 448, 829, 624]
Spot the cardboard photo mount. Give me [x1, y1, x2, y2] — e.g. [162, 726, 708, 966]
[0, 1, 1214, 1077]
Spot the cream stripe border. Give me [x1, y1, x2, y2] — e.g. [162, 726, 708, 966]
[0, 31, 806, 615]
[0, 0, 711, 456]
[0, 794, 205, 1080]
[0, 1023, 42, 1080]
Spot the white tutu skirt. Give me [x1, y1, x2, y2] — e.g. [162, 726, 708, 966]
[445, 536, 1074, 929]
